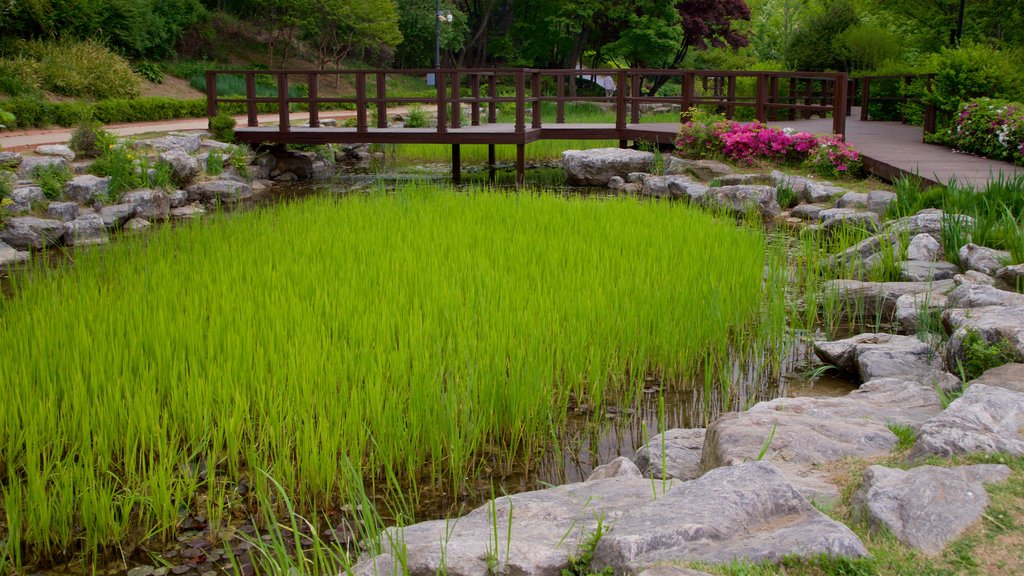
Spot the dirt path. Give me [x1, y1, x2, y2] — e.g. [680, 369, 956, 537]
[0, 109, 370, 152]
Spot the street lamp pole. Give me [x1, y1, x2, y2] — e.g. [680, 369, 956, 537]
[954, 0, 966, 44]
[435, 0, 441, 73]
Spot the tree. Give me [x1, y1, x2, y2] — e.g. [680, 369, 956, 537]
[784, 0, 858, 71]
[301, 0, 403, 69]
[394, 0, 469, 68]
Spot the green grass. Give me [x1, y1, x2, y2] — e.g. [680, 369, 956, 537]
[0, 185, 782, 566]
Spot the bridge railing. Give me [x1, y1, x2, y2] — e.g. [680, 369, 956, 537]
[849, 74, 936, 134]
[205, 68, 851, 138]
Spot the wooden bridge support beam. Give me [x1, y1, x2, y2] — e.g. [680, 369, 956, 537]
[488, 144, 496, 184]
[516, 144, 525, 188]
[452, 144, 461, 185]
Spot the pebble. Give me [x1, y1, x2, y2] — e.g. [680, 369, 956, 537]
[201, 572, 216, 576]
[127, 565, 155, 576]
[180, 547, 204, 559]
[153, 568, 170, 576]
[170, 566, 191, 575]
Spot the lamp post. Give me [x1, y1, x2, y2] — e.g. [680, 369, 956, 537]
[954, 0, 966, 44]
[427, 2, 453, 87]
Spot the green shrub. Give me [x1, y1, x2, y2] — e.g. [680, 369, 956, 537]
[24, 38, 142, 100]
[959, 328, 1022, 380]
[89, 144, 142, 200]
[0, 56, 41, 97]
[0, 97, 208, 129]
[32, 163, 71, 200]
[210, 111, 236, 142]
[228, 145, 250, 178]
[133, 61, 165, 84]
[69, 119, 115, 158]
[0, 106, 14, 129]
[933, 98, 1024, 165]
[925, 43, 1024, 127]
[0, 173, 12, 201]
[404, 104, 428, 128]
[206, 150, 224, 176]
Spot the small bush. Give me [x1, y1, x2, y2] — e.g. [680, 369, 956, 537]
[933, 98, 1024, 165]
[804, 135, 864, 179]
[24, 38, 142, 100]
[228, 145, 250, 178]
[133, 62, 165, 84]
[0, 57, 41, 97]
[32, 163, 71, 200]
[0, 107, 14, 129]
[925, 43, 1024, 121]
[89, 144, 140, 199]
[960, 328, 1022, 381]
[210, 112, 236, 142]
[0, 173, 12, 201]
[69, 119, 114, 158]
[404, 104, 428, 128]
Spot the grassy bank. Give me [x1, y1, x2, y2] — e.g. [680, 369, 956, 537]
[0, 185, 783, 567]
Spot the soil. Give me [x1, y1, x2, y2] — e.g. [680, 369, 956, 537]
[140, 76, 206, 100]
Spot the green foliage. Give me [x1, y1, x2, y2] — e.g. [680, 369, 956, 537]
[206, 149, 224, 176]
[934, 98, 1024, 165]
[69, 119, 114, 158]
[132, 61, 165, 84]
[924, 43, 1024, 126]
[227, 145, 250, 178]
[886, 423, 916, 451]
[0, 57, 41, 97]
[404, 104, 429, 128]
[0, 97, 209, 129]
[0, 173, 12, 202]
[674, 107, 728, 159]
[834, 23, 902, 72]
[784, 0, 859, 71]
[88, 144, 169, 199]
[0, 107, 14, 129]
[19, 38, 142, 100]
[394, 0, 468, 68]
[776, 184, 797, 209]
[960, 328, 1022, 381]
[210, 111, 236, 142]
[31, 163, 71, 200]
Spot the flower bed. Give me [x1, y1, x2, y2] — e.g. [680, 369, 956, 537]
[675, 108, 863, 178]
[931, 98, 1024, 166]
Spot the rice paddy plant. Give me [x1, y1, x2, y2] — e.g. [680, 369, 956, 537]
[376, 140, 619, 165]
[0, 185, 778, 564]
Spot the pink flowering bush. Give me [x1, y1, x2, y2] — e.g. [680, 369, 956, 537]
[931, 98, 1024, 165]
[804, 135, 864, 179]
[674, 107, 864, 178]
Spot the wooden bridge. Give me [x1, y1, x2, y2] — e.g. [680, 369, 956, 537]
[206, 68, 1021, 187]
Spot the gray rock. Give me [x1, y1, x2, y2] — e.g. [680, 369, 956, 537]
[866, 190, 897, 215]
[186, 180, 253, 206]
[168, 190, 188, 208]
[706, 185, 780, 219]
[626, 172, 647, 184]
[886, 210, 973, 243]
[899, 260, 960, 282]
[47, 201, 80, 222]
[836, 191, 869, 209]
[607, 176, 625, 190]
[99, 204, 137, 229]
[959, 243, 1010, 276]
[562, 148, 655, 186]
[819, 208, 880, 233]
[790, 203, 827, 221]
[122, 189, 170, 221]
[0, 151, 22, 169]
[641, 175, 706, 201]
[825, 234, 897, 273]
[895, 292, 948, 334]
[123, 217, 152, 233]
[815, 333, 947, 383]
[70, 160, 93, 175]
[633, 428, 706, 480]
[851, 464, 1011, 555]
[621, 183, 642, 194]
[201, 139, 232, 150]
[586, 457, 642, 481]
[996, 264, 1024, 291]
[943, 305, 1024, 368]
[65, 175, 110, 204]
[34, 144, 75, 161]
[910, 384, 1024, 458]
[171, 204, 206, 220]
[685, 159, 733, 181]
[946, 283, 1024, 308]
[969, 363, 1024, 393]
[714, 173, 773, 186]
[0, 216, 66, 249]
[590, 462, 867, 572]
[774, 173, 849, 204]
[63, 213, 108, 246]
[139, 133, 202, 154]
[907, 233, 942, 262]
[252, 153, 277, 180]
[954, 270, 996, 286]
[10, 186, 45, 212]
[18, 155, 68, 179]
[823, 279, 956, 323]
[0, 240, 31, 267]
[159, 150, 200, 186]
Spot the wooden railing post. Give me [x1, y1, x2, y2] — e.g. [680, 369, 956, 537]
[833, 72, 847, 136]
[923, 74, 937, 136]
[515, 69, 525, 135]
[615, 70, 627, 131]
[277, 72, 290, 133]
[768, 76, 778, 121]
[206, 71, 217, 123]
[726, 76, 736, 119]
[487, 75, 497, 124]
[531, 71, 542, 129]
[630, 69, 641, 124]
[307, 72, 319, 128]
[437, 70, 448, 134]
[245, 72, 258, 127]
[452, 70, 462, 129]
[556, 74, 565, 124]
[860, 77, 871, 121]
[755, 74, 767, 123]
[355, 72, 367, 133]
[470, 74, 481, 126]
[680, 72, 694, 122]
[377, 72, 388, 128]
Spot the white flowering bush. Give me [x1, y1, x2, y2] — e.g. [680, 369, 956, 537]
[937, 97, 1024, 166]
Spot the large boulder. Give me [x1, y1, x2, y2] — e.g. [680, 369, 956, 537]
[139, 133, 202, 154]
[63, 213, 108, 246]
[171, 203, 206, 220]
[910, 384, 1024, 459]
[186, 179, 253, 206]
[633, 428, 705, 480]
[714, 173, 773, 186]
[791, 203, 827, 221]
[822, 278, 956, 324]
[591, 462, 867, 572]
[946, 282, 1024, 308]
[34, 144, 75, 161]
[562, 148, 654, 186]
[684, 159, 733, 181]
[895, 292, 948, 334]
[969, 363, 1024, 394]
[851, 464, 1011, 555]
[943, 305, 1024, 368]
[959, 243, 1010, 276]
[818, 208, 880, 233]
[122, 189, 170, 221]
[18, 155, 68, 179]
[898, 260, 960, 282]
[906, 233, 943, 262]
[47, 201, 80, 222]
[99, 204, 138, 229]
[65, 175, 110, 204]
[836, 191, 868, 209]
[815, 333, 951, 384]
[866, 190, 897, 215]
[639, 176, 707, 201]
[705, 185, 780, 219]
[159, 150, 200, 186]
[0, 240, 30, 267]
[9, 186, 45, 213]
[0, 216, 66, 250]
[996, 264, 1024, 292]
[773, 173, 848, 204]
[885, 209, 973, 243]
[586, 456, 642, 481]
